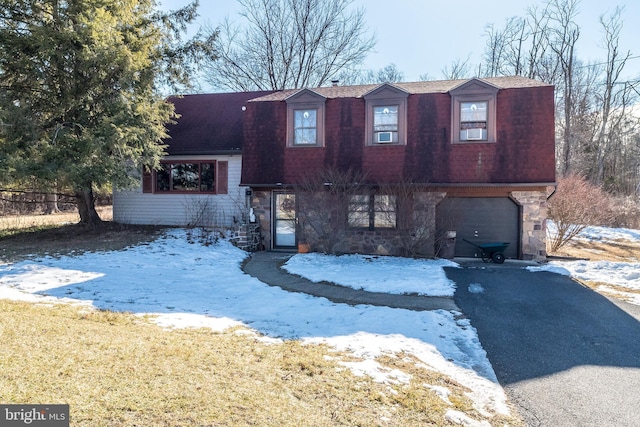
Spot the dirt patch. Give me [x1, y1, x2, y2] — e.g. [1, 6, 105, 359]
[0, 221, 166, 263]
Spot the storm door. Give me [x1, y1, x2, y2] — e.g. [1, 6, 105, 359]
[273, 192, 296, 249]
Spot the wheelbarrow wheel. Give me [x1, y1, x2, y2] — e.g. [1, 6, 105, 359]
[492, 252, 505, 264]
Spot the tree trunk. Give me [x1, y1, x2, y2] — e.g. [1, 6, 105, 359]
[43, 192, 60, 215]
[75, 185, 102, 226]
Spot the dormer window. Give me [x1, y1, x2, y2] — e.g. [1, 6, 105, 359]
[373, 105, 399, 143]
[450, 78, 499, 144]
[364, 84, 408, 146]
[286, 89, 326, 147]
[293, 109, 317, 145]
[460, 101, 488, 141]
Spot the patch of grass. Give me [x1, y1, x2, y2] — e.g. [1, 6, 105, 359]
[375, 354, 524, 426]
[549, 238, 640, 262]
[0, 211, 164, 263]
[549, 235, 640, 307]
[0, 206, 113, 236]
[0, 300, 522, 426]
[579, 281, 640, 304]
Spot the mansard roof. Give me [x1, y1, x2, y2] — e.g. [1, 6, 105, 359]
[165, 90, 274, 155]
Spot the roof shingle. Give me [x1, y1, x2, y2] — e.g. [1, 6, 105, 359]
[165, 91, 274, 155]
[248, 76, 551, 102]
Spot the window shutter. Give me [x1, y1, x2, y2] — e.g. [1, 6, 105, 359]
[217, 161, 228, 194]
[142, 168, 152, 193]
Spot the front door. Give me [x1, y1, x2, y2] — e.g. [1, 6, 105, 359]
[273, 192, 296, 249]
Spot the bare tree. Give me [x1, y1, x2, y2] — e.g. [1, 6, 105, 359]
[482, 22, 506, 77]
[203, 0, 375, 91]
[563, 61, 600, 175]
[479, 4, 561, 82]
[482, 17, 528, 77]
[356, 63, 405, 84]
[477, 1, 640, 196]
[441, 56, 473, 80]
[593, 7, 633, 185]
[547, 0, 581, 176]
[379, 181, 438, 257]
[524, 4, 557, 81]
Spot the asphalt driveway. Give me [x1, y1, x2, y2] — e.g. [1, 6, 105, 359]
[446, 262, 640, 427]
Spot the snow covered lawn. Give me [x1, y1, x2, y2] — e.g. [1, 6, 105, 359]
[283, 252, 459, 296]
[531, 225, 640, 304]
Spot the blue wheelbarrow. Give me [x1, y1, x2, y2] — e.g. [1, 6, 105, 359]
[463, 239, 510, 264]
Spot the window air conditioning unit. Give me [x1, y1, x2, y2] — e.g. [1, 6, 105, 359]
[466, 128, 484, 140]
[377, 131, 393, 143]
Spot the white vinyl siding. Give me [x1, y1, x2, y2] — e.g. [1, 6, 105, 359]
[113, 156, 245, 227]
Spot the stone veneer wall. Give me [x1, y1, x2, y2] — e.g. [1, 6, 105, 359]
[249, 190, 273, 250]
[511, 190, 549, 261]
[338, 228, 404, 256]
[300, 191, 444, 257]
[248, 189, 549, 260]
[228, 224, 262, 251]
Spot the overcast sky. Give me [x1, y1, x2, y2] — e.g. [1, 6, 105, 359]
[160, 0, 640, 85]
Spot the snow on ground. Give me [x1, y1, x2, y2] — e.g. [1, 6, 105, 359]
[0, 229, 507, 419]
[283, 252, 458, 296]
[2, 224, 637, 420]
[530, 224, 640, 304]
[573, 224, 640, 245]
[530, 259, 640, 290]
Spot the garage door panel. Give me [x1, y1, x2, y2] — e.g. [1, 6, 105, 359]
[437, 197, 519, 259]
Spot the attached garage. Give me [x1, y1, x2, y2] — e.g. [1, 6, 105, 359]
[436, 197, 520, 259]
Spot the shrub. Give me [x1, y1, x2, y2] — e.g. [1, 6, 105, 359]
[609, 195, 640, 229]
[295, 168, 367, 254]
[547, 174, 614, 252]
[379, 181, 437, 257]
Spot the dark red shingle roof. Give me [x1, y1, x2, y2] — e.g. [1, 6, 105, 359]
[165, 91, 274, 155]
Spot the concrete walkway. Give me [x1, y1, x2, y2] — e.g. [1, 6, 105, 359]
[242, 250, 459, 311]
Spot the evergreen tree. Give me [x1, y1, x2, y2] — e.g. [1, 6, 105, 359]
[0, 0, 213, 224]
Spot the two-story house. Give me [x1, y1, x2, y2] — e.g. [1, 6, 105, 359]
[241, 77, 555, 260]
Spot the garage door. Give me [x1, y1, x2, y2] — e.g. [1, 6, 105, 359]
[436, 197, 519, 259]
